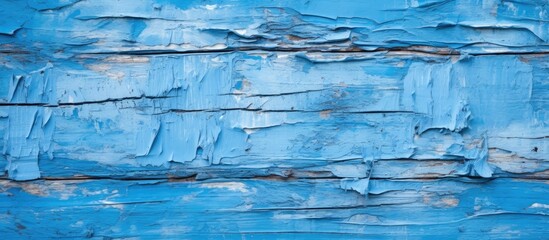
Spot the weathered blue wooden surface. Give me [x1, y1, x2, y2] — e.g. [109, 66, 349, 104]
[1, 0, 548, 238]
[1, 0, 548, 55]
[1, 178, 549, 239]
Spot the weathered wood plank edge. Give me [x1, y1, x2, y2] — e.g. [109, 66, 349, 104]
[2, 176, 548, 182]
[4, 47, 549, 57]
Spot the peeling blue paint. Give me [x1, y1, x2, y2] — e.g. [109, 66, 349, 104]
[1, 0, 548, 238]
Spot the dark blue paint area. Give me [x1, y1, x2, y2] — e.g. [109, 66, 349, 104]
[1, 178, 548, 238]
[0, 0, 548, 238]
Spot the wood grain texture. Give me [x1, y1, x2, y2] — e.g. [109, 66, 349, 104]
[1, 0, 548, 238]
[2, 178, 549, 239]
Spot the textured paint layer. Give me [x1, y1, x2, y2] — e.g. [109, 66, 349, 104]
[1, 52, 547, 181]
[1, 0, 548, 238]
[1, 179, 549, 238]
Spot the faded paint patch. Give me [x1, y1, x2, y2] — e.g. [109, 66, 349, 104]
[200, 182, 250, 193]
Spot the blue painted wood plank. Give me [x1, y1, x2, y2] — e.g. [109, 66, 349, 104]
[1, 178, 548, 238]
[0, 0, 547, 56]
[0, 52, 547, 180]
